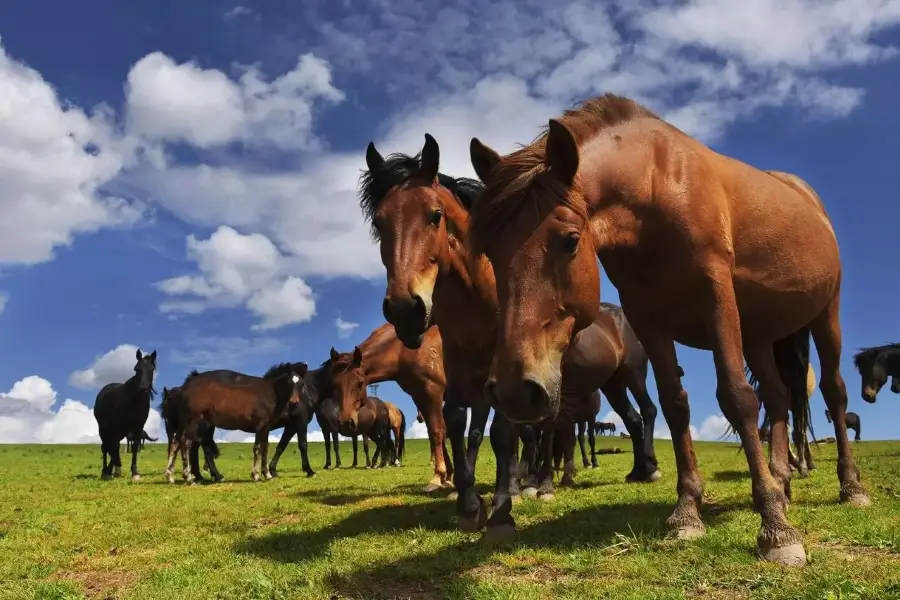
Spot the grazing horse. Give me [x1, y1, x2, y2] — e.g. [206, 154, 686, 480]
[360, 136, 662, 542]
[594, 422, 616, 436]
[826, 410, 862, 441]
[169, 362, 309, 483]
[326, 325, 452, 491]
[160, 385, 224, 482]
[93, 349, 157, 481]
[853, 343, 900, 402]
[468, 92, 867, 566]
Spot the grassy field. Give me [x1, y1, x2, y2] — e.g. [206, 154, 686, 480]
[2, 438, 900, 600]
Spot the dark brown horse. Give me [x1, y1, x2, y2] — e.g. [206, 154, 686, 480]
[826, 409, 861, 441]
[854, 343, 900, 402]
[161, 385, 224, 482]
[93, 349, 157, 481]
[326, 324, 452, 491]
[468, 92, 868, 566]
[168, 362, 308, 483]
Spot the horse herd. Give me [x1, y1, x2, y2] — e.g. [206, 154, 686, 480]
[90, 92, 900, 569]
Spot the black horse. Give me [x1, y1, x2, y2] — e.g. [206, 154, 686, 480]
[93, 349, 157, 481]
[593, 421, 617, 436]
[826, 410, 862, 441]
[161, 385, 224, 482]
[125, 429, 157, 453]
[854, 343, 900, 403]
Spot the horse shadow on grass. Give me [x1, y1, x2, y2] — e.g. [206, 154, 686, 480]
[294, 483, 489, 506]
[236, 499, 744, 599]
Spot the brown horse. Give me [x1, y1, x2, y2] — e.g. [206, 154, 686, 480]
[327, 324, 452, 490]
[384, 400, 406, 466]
[360, 135, 662, 541]
[468, 92, 868, 566]
[161, 385, 224, 482]
[169, 362, 309, 483]
[337, 394, 398, 468]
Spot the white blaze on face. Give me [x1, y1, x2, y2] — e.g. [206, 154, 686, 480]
[291, 375, 300, 383]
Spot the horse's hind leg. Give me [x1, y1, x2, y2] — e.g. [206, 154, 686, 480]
[165, 436, 180, 483]
[323, 429, 333, 470]
[100, 439, 113, 480]
[810, 292, 869, 506]
[560, 420, 577, 487]
[332, 431, 342, 468]
[296, 425, 315, 477]
[129, 433, 142, 482]
[603, 375, 658, 482]
[363, 435, 371, 467]
[625, 366, 661, 477]
[251, 432, 263, 481]
[260, 433, 272, 480]
[588, 419, 598, 468]
[536, 424, 556, 501]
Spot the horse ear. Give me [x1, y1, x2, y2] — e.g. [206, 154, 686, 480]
[149, 350, 157, 363]
[294, 362, 308, 377]
[545, 119, 579, 185]
[351, 346, 363, 368]
[470, 137, 501, 182]
[420, 133, 439, 182]
[330, 347, 340, 362]
[366, 142, 385, 172]
[135, 349, 143, 361]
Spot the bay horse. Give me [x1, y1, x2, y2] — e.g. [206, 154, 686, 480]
[93, 349, 157, 481]
[268, 396, 357, 474]
[326, 324, 452, 491]
[853, 343, 900, 402]
[168, 362, 309, 483]
[826, 410, 862, 441]
[360, 135, 661, 542]
[161, 385, 224, 482]
[467, 92, 868, 566]
[335, 392, 395, 468]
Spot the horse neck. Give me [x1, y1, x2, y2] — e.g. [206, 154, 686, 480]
[355, 330, 401, 383]
[879, 349, 900, 375]
[431, 207, 499, 354]
[124, 374, 150, 404]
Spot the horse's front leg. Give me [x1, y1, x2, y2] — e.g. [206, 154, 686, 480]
[165, 434, 180, 483]
[268, 424, 295, 478]
[296, 423, 315, 477]
[261, 430, 272, 480]
[444, 393, 486, 533]
[251, 432, 263, 481]
[129, 432, 141, 482]
[484, 411, 518, 545]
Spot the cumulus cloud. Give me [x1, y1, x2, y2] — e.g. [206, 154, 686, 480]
[335, 317, 359, 339]
[69, 344, 155, 390]
[406, 419, 429, 440]
[0, 375, 162, 444]
[125, 51, 343, 151]
[156, 226, 316, 330]
[0, 39, 142, 266]
[696, 414, 733, 441]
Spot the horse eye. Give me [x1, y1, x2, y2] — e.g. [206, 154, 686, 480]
[429, 209, 443, 226]
[561, 233, 580, 254]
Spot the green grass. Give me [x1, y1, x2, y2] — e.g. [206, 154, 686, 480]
[2, 439, 900, 600]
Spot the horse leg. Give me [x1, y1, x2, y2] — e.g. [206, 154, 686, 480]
[112, 441, 123, 478]
[297, 425, 315, 477]
[804, 439, 817, 471]
[204, 437, 225, 482]
[790, 414, 809, 478]
[625, 367, 661, 478]
[251, 433, 262, 482]
[179, 423, 197, 485]
[261, 431, 272, 480]
[129, 433, 141, 481]
[559, 419, 577, 487]
[603, 375, 659, 482]
[332, 431, 342, 469]
[323, 430, 333, 470]
[165, 434, 180, 484]
[576, 421, 589, 468]
[100, 438, 113, 480]
[810, 292, 869, 506]
[536, 423, 556, 501]
[588, 419, 598, 468]
[363, 435, 371, 467]
[854, 424, 861, 442]
[444, 396, 485, 532]
[351, 435, 358, 468]
[422, 397, 449, 492]
[371, 438, 381, 468]
[189, 441, 205, 482]
[268, 425, 294, 477]
[484, 411, 518, 545]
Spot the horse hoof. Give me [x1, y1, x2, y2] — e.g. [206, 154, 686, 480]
[131, 475, 141, 482]
[448, 491, 459, 501]
[538, 493, 555, 503]
[670, 525, 705, 540]
[251, 474, 260, 482]
[760, 542, 807, 567]
[483, 524, 517, 547]
[626, 470, 662, 483]
[458, 497, 488, 533]
[323, 466, 331, 470]
[101, 473, 113, 481]
[166, 477, 175, 484]
[424, 482, 443, 494]
[845, 493, 872, 507]
[559, 477, 574, 488]
[521, 487, 538, 499]
[306, 472, 316, 478]
[269, 471, 278, 478]
[591, 464, 598, 470]
[265, 473, 273, 481]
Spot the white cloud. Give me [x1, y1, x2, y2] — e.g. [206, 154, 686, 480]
[125, 51, 343, 151]
[0, 39, 142, 266]
[406, 419, 429, 440]
[69, 344, 155, 390]
[335, 317, 359, 339]
[223, 6, 254, 20]
[695, 414, 732, 441]
[0, 375, 162, 444]
[156, 226, 316, 330]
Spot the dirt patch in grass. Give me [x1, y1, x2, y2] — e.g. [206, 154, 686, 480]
[50, 567, 137, 599]
[465, 556, 579, 586]
[327, 573, 445, 600]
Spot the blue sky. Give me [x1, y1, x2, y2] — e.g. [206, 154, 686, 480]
[1, 0, 899, 445]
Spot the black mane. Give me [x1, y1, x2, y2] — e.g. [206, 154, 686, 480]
[263, 362, 297, 380]
[182, 369, 200, 386]
[853, 343, 900, 369]
[358, 151, 484, 238]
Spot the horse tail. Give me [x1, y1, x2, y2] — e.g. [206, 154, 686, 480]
[775, 327, 814, 455]
[143, 430, 158, 443]
[399, 410, 406, 462]
[720, 367, 764, 453]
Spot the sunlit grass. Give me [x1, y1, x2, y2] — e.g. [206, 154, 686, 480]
[2, 438, 900, 599]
